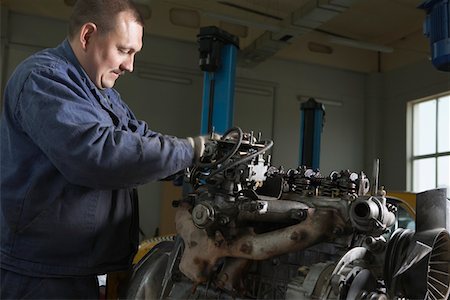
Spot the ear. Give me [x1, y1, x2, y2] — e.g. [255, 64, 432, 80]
[79, 22, 97, 51]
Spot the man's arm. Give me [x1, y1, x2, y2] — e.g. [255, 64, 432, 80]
[15, 68, 194, 189]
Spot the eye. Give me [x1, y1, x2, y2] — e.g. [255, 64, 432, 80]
[118, 48, 129, 54]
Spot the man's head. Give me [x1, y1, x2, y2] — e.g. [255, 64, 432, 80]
[68, 0, 144, 89]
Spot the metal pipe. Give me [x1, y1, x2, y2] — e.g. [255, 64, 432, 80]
[176, 205, 347, 284]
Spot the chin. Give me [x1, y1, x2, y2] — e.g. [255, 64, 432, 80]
[101, 81, 115, 89]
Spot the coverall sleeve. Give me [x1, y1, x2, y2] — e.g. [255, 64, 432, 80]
[15, 68, 194, 189]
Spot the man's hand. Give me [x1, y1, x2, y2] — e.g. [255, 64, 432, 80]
[187, 133, 221, 164]
[187, 136, 207, 163]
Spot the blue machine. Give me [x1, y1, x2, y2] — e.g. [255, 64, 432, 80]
[197, 26, 239, 134]
[419, 0, 450, 71]
[299, 98, 325, 170]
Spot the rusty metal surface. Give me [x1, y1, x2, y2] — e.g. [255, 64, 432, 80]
[176, 205, 348, 284]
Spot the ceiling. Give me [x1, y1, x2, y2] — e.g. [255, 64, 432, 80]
[0, 0, 430, 73]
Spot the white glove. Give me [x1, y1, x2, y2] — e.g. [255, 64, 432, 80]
[187, 136, 207, 163]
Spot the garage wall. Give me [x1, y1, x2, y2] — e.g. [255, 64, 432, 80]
[379, 60, 450, 191]
[2, 12, 367, 238]
[236, 59, 366, 174]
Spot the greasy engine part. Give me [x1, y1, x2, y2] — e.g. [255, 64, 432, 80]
[176, 205, 348, 284]
[285, 261, 336, 299]
[285, 247, 386, 300]
[122, 128, 449, 299]
[384, 188, 450, 300]
[175, 128, 396, 291]
[349, 195, 396, 235]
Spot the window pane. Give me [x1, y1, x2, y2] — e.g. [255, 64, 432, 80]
[438, 155, 450, 197]
[413, 158, 436, 192]
[438, 96, 450, 152]
[397, 205, 416, 230]
[413, 100, 436, 156]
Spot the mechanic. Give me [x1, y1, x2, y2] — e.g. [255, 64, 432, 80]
[0, 0, 205, 298]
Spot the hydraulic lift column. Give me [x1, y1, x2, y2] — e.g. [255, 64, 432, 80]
[197, 26, 239, 134]
[299, 98, 325, 169]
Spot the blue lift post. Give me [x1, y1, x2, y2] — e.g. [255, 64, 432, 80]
[299, 98, 325, 170]
[176, 27, 239, 190]
[197, 26, 239, 135]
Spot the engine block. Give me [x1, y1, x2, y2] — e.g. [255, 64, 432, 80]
[122, 128, 450, 300]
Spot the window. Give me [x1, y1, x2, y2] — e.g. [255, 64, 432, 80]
[408, 94, 450, 196]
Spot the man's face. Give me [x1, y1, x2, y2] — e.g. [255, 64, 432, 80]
[85, 11, 143, 89]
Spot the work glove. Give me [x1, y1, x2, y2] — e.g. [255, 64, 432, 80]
[187, 135, 207, 163]
[187, 133, 221, 164]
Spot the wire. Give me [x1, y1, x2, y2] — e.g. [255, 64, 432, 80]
[191, 127, 273, 187]
[197, 127, 243, 168]
[207, 139, 274, 180]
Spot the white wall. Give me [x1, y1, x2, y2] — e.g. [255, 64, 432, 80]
[236, 59, 366, 174]
[2, 11, 370, 238]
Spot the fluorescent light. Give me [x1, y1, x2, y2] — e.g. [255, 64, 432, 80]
[202, 11, 281, 32]
[137, 72, 192, 85]
[236, 85, 273, 96]
[328, 36, 393, 53]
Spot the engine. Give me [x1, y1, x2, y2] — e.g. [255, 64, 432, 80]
[122, 128, 450, 300]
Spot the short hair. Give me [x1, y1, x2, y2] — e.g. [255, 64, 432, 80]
[68, 0, 145, 39]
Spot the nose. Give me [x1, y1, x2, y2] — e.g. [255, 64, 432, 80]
[121, 54, 134, 73]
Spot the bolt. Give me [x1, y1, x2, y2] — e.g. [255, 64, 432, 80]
[195, 210, 204, 219]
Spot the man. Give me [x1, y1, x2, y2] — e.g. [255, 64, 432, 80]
[0, 0, 204, 298]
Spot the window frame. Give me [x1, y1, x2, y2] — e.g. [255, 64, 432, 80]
[407, 92, 450, 192]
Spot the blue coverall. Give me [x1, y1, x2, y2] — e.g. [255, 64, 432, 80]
[0, 39, 194, 299]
